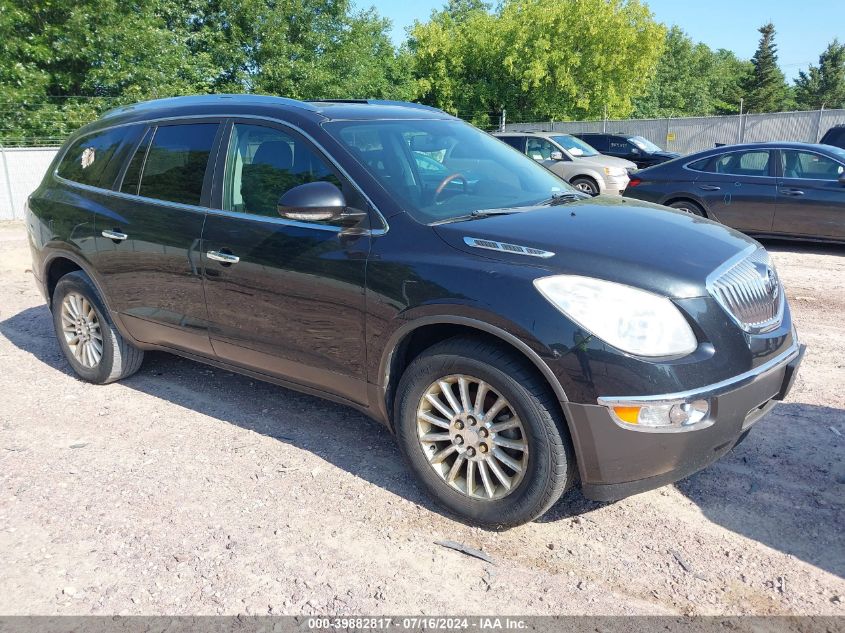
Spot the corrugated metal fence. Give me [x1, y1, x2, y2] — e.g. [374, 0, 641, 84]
[0, 147, 58, 220]
[504, 108, 845, 156]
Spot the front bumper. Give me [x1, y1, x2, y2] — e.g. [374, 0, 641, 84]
[565, 341, 805, 501]
[603, 174, 630, 195]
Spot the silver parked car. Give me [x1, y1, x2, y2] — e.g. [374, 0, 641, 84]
[494, 131, 636, 195]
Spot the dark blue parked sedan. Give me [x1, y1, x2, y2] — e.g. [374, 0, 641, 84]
[624, 142, 845, 242]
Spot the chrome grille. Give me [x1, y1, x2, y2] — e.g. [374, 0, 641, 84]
[707, 247, 784, 333]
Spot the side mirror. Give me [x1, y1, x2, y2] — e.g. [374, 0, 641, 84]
[278, 181, 347, 222]
[630, 147, 641, 155]
[549, 151, 564, 161]
[839, 172, 845, 186]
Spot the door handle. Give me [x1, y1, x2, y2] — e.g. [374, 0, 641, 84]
[207, 250, 240, 264]
[779, 188, 805, 196]
[101, 229, 128, 241]
[697, 184, 721, 191]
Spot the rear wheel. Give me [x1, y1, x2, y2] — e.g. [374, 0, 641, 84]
[668, 199, 706, 216]
[52, 271, 144, 384]
[570, 177, 599, 196]
[394, 337, 575, 528]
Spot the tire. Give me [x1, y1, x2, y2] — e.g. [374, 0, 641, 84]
[570, 177, 599, 196]
[668, 199, 706, 217]
[51, 271, 144, 384]
[394, 336, 576, 528]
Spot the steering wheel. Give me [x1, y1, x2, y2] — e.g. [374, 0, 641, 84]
[433, 173, 468, 204]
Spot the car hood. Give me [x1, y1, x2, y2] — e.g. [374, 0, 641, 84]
[651, 151, 682, 160]
[433, 196, 757, 299]
[574, 154, 637, 170]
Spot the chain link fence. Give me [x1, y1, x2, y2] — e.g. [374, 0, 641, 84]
[503, 108, 845, 156]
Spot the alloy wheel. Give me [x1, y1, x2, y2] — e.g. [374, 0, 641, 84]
[60, 292, 103, 368]
[416, 374, 529, 500]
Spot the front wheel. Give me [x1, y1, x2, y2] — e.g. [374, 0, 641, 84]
[52, 271, 144, 384]
[570, 177, 599, 196]
[394, 337, 576, 528]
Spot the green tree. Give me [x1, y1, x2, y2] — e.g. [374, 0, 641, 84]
[409, 0, 665, 125]
[0, 0, 411, 143]
[794, 39, 845, 109]
[632, 27, 752, 118]
[743, 22, 792, 113]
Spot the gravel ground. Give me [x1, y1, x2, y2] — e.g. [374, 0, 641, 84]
[0, 220, 843, 616]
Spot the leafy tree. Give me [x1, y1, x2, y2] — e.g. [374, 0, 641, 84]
[409, 0, 665, 125]
[0, 0, 411, 143]
[794, 39, 845, 109]
[743, 23, 792, 113]
[632, 28, 752, 117]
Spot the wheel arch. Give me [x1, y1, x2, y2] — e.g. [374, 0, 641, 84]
[662, 195, 709, 217]
[568, 172, 603, 193]
[378, 316, 570, 431]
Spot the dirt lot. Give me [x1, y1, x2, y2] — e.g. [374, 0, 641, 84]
[0, 220, 843, 616]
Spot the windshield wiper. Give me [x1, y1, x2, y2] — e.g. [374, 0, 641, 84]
[433, 208, 525, 225]
[538, 192, 590, 206]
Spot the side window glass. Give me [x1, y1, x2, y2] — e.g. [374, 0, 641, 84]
[781, 150, 844, 180]
[608, 138, 629, 153]
[120, 128, 153, 195]
[223, 123, 344, 220]
[525, 138, 555, 160]
[498, 136, 524, 151]
[713, 151, 770, 176]
[138, 123, 218, 206]
[57, 125, 141, 188]
[586, 136, 608, 151]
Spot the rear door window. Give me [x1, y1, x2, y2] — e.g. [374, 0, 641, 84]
[713, 151, 771, 177]
[57, 125, 142, 188]
[119, 128, 153, 195]
[582, 135, 608, 151]
[498, 136, 526, 152]
[138, 123, 219, 206]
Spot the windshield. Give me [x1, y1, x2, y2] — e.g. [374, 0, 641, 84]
[629, 136, 663, 153]
[324, 119, 576, 223]
[551, 135, 599, 157]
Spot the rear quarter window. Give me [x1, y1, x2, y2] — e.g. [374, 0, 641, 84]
[57, 126, 142, 188]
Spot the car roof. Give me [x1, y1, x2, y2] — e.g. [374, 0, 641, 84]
[97, 94, 451, 125]
[693, 141, 840, 155]
[493, 131, 573, 138]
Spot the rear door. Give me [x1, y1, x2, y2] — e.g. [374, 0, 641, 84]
[693, 149, 778, 234]
[200, 119, 372, 404]
[774, 148, 845, 239]
[91, 120, 224, 355]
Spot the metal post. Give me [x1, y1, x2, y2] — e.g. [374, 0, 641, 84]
[737, 98, 744, 144]
[500, 109, 506, 132]
[665, 116, 671, 147]
[815, 104, 825, 142]
[0, 143, 15, 221]
[603, 105, 607, 133]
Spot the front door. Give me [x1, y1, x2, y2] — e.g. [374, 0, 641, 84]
[694, 149, 778, 234]
[774, 149, 845, 239]
[201, 120, 372, 404]
[92, 120, 223, 355]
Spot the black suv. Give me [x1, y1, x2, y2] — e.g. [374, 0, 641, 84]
[574, 132, 681, 169]
[820, 124, 845, 151]
[27, 96, 803, 527]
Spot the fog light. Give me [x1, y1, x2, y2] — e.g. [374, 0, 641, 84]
[609, 399, 710, 432]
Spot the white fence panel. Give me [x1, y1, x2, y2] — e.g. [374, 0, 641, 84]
[0, 147, 59, 220]
[504, 109, 845, 156]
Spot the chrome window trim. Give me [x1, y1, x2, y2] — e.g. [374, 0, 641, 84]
[597, 338, 800, 407]
[51, 112, 389, 235]
[682, 147, 845, 181]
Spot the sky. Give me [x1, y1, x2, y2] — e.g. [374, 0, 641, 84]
[366, 0, 843, 79]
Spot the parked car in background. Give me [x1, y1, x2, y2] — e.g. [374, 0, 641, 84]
[574, 132, 681, 169]
[493, 131, 635, 195]
[624, 141, 845, 242]
[820, 124, 845, 151]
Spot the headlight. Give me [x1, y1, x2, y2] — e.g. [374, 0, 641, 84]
[604, 166, 625, 177]
[533, 275, 697, 357]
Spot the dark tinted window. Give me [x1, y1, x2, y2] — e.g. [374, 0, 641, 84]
[57, 126, 141, 188]
[498, 136, 525, 151]
[608, 137, 634, 154]
[120, 128, 153, 195]
[580, 134, 608, 151]
[687, 157, 711, 171]
[821, 127, 845, 147]
[712, 150, 771, 176]
[139, 123, 218, 206]
[223, 123, 342, 219]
